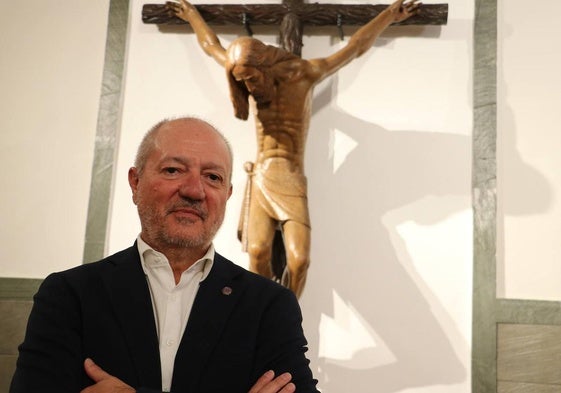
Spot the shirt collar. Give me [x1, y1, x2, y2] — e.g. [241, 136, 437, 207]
[136, 235, 214, 282]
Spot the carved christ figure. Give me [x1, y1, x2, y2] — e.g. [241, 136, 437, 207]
[167, 0, 420, 298]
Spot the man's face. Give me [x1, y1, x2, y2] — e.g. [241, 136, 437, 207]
[128, 119, 233, 254]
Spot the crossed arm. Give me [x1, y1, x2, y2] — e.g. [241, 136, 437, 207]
[80, 359, 296, 393]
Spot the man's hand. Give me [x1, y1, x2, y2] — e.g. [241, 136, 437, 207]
[80, 358, 136, 393]
[249, 370, 296, 393]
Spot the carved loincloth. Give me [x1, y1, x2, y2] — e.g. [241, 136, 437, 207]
[238, 158, 310, 251]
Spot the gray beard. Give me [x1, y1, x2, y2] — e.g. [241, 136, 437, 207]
[156, 219, 212, 249]
[143, 213, 223, 251]
[136, 195, 225, 251]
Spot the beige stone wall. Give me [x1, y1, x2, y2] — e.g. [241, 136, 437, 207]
[498, 324, 561, 392]
[0, 279, 40, 393]
[0, 301, 32, 392]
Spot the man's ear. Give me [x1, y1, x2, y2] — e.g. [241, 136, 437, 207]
[128, 167, 139, 204]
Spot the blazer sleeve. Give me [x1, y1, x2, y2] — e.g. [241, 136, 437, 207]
[251, 288, 320, 393]
[10, 272, 89, 393]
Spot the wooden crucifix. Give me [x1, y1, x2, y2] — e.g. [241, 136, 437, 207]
[141, 0, 448, 298]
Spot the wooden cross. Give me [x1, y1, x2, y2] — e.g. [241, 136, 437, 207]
[142, 1, 448, 56]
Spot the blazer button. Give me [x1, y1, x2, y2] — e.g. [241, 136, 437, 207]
[222, 286, 232, 295]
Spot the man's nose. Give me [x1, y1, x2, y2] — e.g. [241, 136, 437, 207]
[178, 173, 205, 200]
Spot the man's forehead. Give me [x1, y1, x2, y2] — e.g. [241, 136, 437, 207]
[153, 137, 226, 158]
[152, 135, 230, 168]
[148, 119, 232, 173]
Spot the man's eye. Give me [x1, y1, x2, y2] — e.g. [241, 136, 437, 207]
[164, 167, 179, 174]
[206, 173, 222, 182]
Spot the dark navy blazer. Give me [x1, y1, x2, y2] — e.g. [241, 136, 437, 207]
[10, 244, 319, 393]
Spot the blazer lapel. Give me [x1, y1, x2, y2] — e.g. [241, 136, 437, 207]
[171, 254, 248, 391]
[102, 245, 161, 388]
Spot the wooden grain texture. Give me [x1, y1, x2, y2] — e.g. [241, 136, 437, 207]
[142, 3, 448, 26]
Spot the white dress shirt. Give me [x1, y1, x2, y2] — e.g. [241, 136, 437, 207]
[137, 236, 214, 392]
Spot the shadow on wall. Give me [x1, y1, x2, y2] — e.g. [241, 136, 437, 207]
[300, 78, 470, 392]
[495, 82, 553, 296]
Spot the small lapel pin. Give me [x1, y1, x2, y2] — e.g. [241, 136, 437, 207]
[222, 286, 232, 296]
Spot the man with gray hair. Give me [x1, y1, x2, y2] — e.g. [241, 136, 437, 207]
[11, 117, 319, 393]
